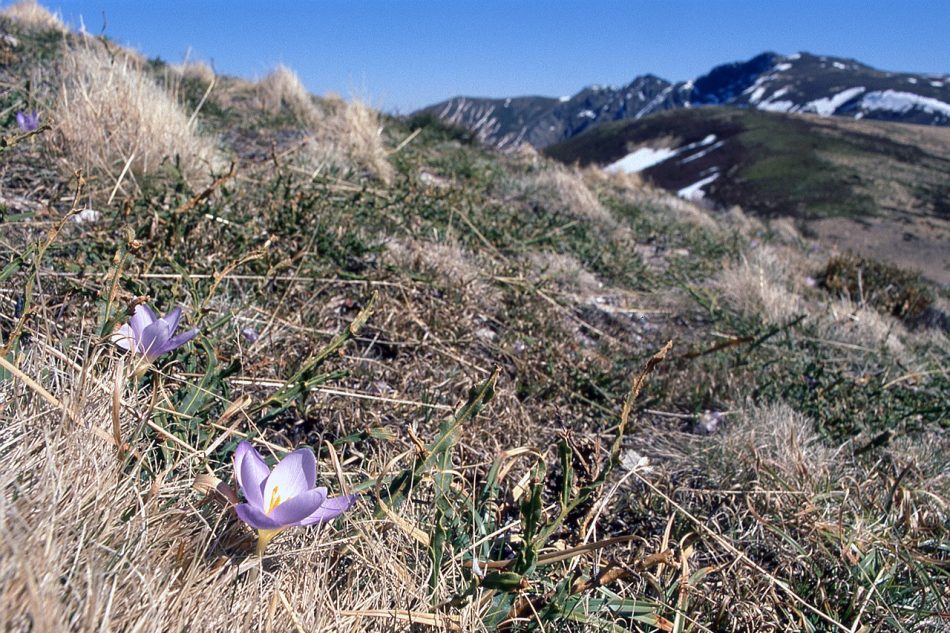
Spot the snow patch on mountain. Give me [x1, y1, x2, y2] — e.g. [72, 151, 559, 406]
[687, 134, 718, 149]
[421, 50, 950, 151]
[758, 100, 795, 113]
[605, 147, 679, 173]
[635, 85, 674, 118]
[749, 86, 767, 104]
[859, 90, 950, 117]
[803, 86, 865, 116]
[605, 135, 719, 174]
[678, 170, 720, 200]
[680, 140, 725, 164]
[752, 84, 796, 111]
[757, 87, 796, 112]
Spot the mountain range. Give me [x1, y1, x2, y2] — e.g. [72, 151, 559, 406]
[415, 52, 950, 149]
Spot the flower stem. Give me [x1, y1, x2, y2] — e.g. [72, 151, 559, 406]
[256, 529, 281, 557]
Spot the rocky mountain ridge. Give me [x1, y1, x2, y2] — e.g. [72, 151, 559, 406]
[416, 51, 950, 148]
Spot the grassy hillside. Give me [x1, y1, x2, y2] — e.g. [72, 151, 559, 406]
[545, 108, 950, 283]
[545, 107, 950, 219]
[1, 5, 948, 632]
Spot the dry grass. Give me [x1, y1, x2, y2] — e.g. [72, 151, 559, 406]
[707, 401, 837, 485]
[720, 205, 766, 237]
[312, 95, 393, 183]
[627, 401, 950, 632]
[173, 60, 216, 85]
[587, 171, 721, 232]
[1, 0, 66, 32]
[253, 66, 392, 182]
[0, 340, 480, 632]
[715, 242, 915, 359]
[513, 166, 615, 225]
[383, 236, 499, 308]
[714, 243, 808, 323]
[50, 41, 222, 195]
[524, 250, 602, 298]
[768, 216, 804, 245]
[257, 64, 320, 123]
[581, 163, 643, 193]
[819, 296, 909, 359]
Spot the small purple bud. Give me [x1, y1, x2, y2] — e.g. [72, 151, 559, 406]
[240, 327, 259, 343]
[15, 111, 39, 133]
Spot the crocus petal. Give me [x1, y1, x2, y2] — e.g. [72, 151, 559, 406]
[111, 323, 135, 351]
[129, 304, 157, 338]
[234, 442, 269, 511]
[140, 319, 171, 359]
[16, 112, 26, 129]
[262, 448, 317, 508]
[268, 487, 328, 527]
[160, 328, 198, 355]
[297, 493, 358, 526]
[162, 307, 183, 333]
[234, 503, 283, 530]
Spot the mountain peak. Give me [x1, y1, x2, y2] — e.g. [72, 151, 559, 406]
[413, 51, 950, 149]
[691, 52, 782, 105]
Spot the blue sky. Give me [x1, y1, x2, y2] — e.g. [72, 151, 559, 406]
[26, 0, 950, 112]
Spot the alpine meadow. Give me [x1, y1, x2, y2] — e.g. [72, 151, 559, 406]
[0, 2, 948, 632]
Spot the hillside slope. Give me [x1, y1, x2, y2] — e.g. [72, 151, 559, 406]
[545, 107, 950, 283]
[1, 6, 948, 632]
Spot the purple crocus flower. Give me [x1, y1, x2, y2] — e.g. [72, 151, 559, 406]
[233, 441, 357, 555]
[15, 111, 39, 132]
[110, 304, 198, 361]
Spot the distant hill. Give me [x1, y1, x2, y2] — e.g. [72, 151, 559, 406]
[414, 52, 950, 149]
[545, 107, 950, 282]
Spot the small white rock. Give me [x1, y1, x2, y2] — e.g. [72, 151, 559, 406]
[72, 208, 101, 224]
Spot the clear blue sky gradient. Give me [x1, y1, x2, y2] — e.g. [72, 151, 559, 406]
[27, 0, 950, 112]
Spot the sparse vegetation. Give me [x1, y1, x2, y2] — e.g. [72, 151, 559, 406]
[1, 8, 947, 633]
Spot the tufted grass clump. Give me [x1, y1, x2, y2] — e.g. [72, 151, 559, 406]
[819, 253, 935, 325]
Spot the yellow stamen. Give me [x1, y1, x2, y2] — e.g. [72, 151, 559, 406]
[255, 488, 284, 557]
[267, 486, 282, 514]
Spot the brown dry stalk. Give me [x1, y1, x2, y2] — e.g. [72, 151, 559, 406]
[336, 609, 461, 631]
[176, 161, 237, 215]
[623, 340, 673, 425]
[0, 354, 75, 424]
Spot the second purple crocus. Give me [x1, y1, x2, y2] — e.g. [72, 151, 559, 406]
[233, 441, 357, 555]
[16, 111, 40, 133]
[111, 304, 198, 361]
